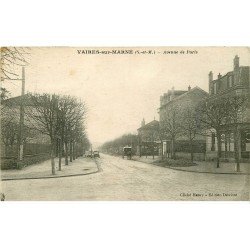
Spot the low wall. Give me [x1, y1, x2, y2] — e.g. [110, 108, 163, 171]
[1, 153, 50, 170]
[175, 152, 206, 161]
[205, 152, 250, 163]
[2, 143, 50, 158]
[175, 140, 206, 153]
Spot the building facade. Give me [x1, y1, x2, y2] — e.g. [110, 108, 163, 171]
[159, 86, 209, 159]
[137, 119, 160, 157]
[1, 95, 51, 169]
[206, 55, 250, 161]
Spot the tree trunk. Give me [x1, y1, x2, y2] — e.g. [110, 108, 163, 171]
[225, 134, 228, 159]
[60, 131, 64, 157]
[58, 139, 62, 171]
[51, 141, 56, 175]
[73, 142, 75, 159]
[172, 136, 176, 160]
[80, 143, 83, 156]
[65, 141, 69, 165]
[234, 127, 240, 172]
[55, 139, 59, 157]
[216, 130, 221, 168]
[152, 143, 155, 160]
[70, 141, 73, 162]
[75, 144, 78, 158]
[190, 139, 194, 163]
[161, 141, 164, 160]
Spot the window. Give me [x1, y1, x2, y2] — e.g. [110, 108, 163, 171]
[230, 133, 234, 142]
[229, 133, 234, 152]
[246, 132, 250, 142]
[221, 134, 226, 151]
[246, 132, 250, 152]
[221, 134, 225, 142]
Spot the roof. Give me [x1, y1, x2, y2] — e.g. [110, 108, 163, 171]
[1, 94, 31, 106]
[137, 120, 159, 131]
[159, 86, 208, 110]
[162, 90, 187, 98]
[212, 66, 250, 84]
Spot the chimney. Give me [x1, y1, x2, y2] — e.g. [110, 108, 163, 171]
[234, 55, 239, 71]
[170, 87, 175, 101]
[209, 71, 213, 83]
[141, 118, 145, 127]
[218, 73, 222, 79]
[188, 85, 191, 91]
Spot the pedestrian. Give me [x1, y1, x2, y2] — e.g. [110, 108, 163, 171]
[0, 193, 5, 201]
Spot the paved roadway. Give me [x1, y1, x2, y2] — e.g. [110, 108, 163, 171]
[1, 154, 249, 200]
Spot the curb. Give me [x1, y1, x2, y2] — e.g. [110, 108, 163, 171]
[132, 159, 250, 175]
[157, 165, 250, 175]
[1, 160, 100, 181]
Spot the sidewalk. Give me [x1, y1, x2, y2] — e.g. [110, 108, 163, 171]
[1, 157, 98, 180]
[133, 156, 250, 175]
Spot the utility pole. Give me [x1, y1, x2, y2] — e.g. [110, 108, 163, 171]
[18, 67, 25, 162]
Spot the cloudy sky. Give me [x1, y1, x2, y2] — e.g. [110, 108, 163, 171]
[4, 47, 250, 147]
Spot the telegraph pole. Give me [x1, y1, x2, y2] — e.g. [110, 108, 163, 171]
[18, 67, 25, 162]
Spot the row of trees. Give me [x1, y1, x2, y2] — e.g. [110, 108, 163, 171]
[160, 102, 201, 162]
[101, 133, 138, 155]
[1, 92, 90, 174]
[160, 94, 248, 170]
[25, 93, 90, 174]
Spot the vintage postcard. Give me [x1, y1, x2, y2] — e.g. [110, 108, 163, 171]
[0, 47, 249, 201]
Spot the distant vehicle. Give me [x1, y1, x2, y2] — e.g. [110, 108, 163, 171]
[93, 151, 100, 158]
[123, 146, 132, 160]
[85, 151, 92, 157]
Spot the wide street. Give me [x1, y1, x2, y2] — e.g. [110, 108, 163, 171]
[1, 154, 249, 201]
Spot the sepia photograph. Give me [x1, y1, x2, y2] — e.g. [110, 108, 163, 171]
[0, 47, 249, 201]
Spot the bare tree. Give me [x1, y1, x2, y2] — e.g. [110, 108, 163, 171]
[160, 105, 182, 159]
[62, 96, 86, 165]
[158, 129, 165, 160]
[101, 133, 138, 156]
[1, 97, 20, 156]
[71, 122, 86, 159]
[1, 47, 30, 81]
[1, 120, 32, 157]
[26, 93, 59, 175]
[81, 134, 91, 155]
[56, 97, 69, 169]
[1, 121, 19, 156]
[24, 93, 88, 173]
[226, 94, 248, 172]
[181, 105, 199, 162]
[197, 98, 230, 168]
